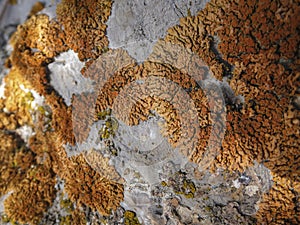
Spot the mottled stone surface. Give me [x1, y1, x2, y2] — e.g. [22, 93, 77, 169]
[106, 0, 210, 62]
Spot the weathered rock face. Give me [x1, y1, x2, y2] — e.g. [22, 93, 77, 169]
[106, 0, 210, 62]
[0, 0, 299, 224]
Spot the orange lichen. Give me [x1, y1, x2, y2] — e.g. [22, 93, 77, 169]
[0, 1, 123, 222]
[162, 0, 299, 223]
[81, 55, 213, 159]
[56, 0, 112, 61]
[59, 154, 123, 216]
[1, 0, 299, 223]
[0, 132, 35, 195]
[4, 165, 56, 225]
[256, 174, 299, 224]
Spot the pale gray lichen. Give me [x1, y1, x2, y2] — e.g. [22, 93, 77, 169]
[48, 50, 95, 106]
[0, 81, 6, 99]
[106, 0, 210, 62]
[64, 120, 107, 157]
[16, 125, 35, 145]
[38, 0, 62, 20]
[0, 0, 38, 28]
[0, 25, 14, 82]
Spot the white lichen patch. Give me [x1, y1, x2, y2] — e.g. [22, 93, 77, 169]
[0, 81, 6, 99]
[38, 0, 62, 20]
[106, 0, 210, 62]
[245, 185, 259, 197]
[48, 50, 95, 106]
[16, 125, 35, 144]
[232, 178, 241, 189]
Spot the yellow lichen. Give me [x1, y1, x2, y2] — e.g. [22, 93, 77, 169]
[124, 211, 141, 225]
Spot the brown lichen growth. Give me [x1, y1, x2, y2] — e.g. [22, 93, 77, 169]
[84, 149, 125, 183]
[8, 12, 75, 144]
[81, 53, 212, 160]
[128, 96, 182, 145]
[6, 11, 74, 144]
[0, 132, 35, 194]
[65, 208, 87, 225]
[1, 0, 299, 224]
[72, 48, 135, 143]
[28, 2, 45, 18]
[208, 0, 299, 223]
[0, 71, 59, 224]
[56, 0, 112, 61]
[4, 165, 56, 225]
[7, 0, 110, 144]
[1, 1, 122, 222]
[165, 6, 231, 81]
[0, 76, 123, 222]
[29, 119, 124, 218]
[0, 61, 58, 225]
[59, 154, 123, 216]
[0, 69, 34, 128]
[163, 0, 299, 223]
[257, 174, 300, 224]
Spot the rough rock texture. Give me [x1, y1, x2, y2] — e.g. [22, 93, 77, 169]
[106, 0, 210, 62]
[0, 0, 299, 224]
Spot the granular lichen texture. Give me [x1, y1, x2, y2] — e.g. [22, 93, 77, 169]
[0, 0, 299, 224]
[56, 0, 112, 61]
[1, 1, 123, 224]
